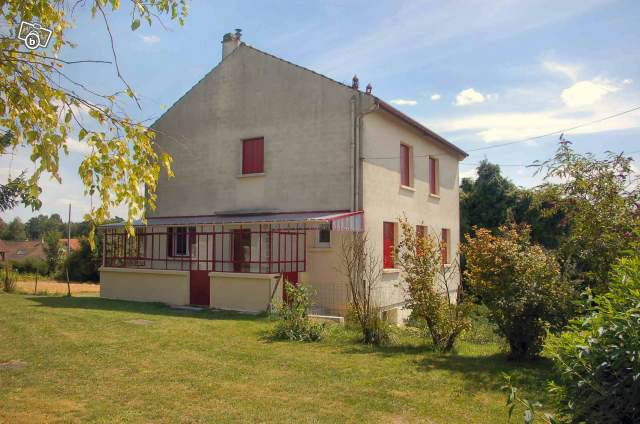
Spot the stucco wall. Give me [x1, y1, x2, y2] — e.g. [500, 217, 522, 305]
[150, 45, 359, 217]
[209, 272, 280, 313]
[99, 267, 189, 305]
[361, 111, 462, 306]
[302, 231, 350, 315]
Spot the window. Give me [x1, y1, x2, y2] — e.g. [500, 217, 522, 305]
[167, 226, 196, 257]
[232, 229, 251, 272]
[242, 137, 264, 174]
[316, 223, 331, 247]
[400, 143, 412, 187]
[383, 222, 395, 269]
[441, 228, 450, 265]
[429, 156, 439, 195]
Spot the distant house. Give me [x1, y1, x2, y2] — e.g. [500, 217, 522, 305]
[0, 239, 81, 263]
[0, 240, 45, 262]
[99, 31, 467, 320]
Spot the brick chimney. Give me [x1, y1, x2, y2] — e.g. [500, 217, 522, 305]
[222, 29, 242, 60]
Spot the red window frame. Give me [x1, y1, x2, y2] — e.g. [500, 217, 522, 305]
[242, 137, 264, 174]
[429, 157, 438, 195]
[441, 228, 450, 265]
[400, 144, 411, 186]
[383, 222, 395, 269]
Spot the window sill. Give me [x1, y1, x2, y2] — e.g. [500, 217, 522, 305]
[309, 246, 332, 252]
[429, 193, 440, 199]
[237, 172, 265, 178]
[400, 185, 416, 192]
[383, 268, 401, 274]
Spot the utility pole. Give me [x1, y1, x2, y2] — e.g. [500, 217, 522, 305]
[66, 203, 71, 297]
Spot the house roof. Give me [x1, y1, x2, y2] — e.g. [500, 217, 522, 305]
[0, 240, 45, 262]
[59, 238, 81, 251]
[100, 210, 363, 231]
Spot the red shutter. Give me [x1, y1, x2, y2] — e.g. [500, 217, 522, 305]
[400, 144, 410, 186]
[383, 222, 395, 269]
[242, 138, 264, 174]
[167, 227, 173, 257]
[429, 157, 437, 194]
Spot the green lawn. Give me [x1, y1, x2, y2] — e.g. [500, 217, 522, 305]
[0, 293, 551, 423]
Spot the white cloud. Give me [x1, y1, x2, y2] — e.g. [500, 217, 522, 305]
[455, 88, 486, 106]
[561, 79, 619, 108]
[429, 103, 640, 144]
[459, 167, 477, 180]
[141, 35, 160, 44]
[390, 99, 418, 106]
[543, 61, 580, 81]
[430, 94, 441, 101]
[623, 78, 633, 85]
[65, 137, 92, 154]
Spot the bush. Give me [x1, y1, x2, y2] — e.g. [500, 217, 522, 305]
[65, 238, 100, 282]
[10, 257, 48, 275]
[395, 218, 471, 352]
[544, 253, 640, 423]
[462, 224, 574, 360]
[272, 281, 325, 342]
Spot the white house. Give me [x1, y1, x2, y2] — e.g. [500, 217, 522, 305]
[99, 30, 467, 322]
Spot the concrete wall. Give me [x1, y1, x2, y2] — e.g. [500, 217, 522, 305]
[99, 267, 189, 305]
[209, 272, 281, 313]
[150, 45, 361, 217]
[360, 111, 462, 307]
[302, 231, 350, 316]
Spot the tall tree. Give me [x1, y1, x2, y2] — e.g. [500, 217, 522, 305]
[460, 160, 516, 237]
[533, 137, 640, 292]
[2, 217, 27, 240]
[0, 1, 188, 245]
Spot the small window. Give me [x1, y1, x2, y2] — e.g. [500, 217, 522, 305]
[242, 137, 264, 174]
[429, 156, 440, 195]
[316, 223, 331, 247]
[400, 143, 412, 187]
[168, 226, 196, 257]
[441, 228, 450, 265]
[383, 222, 396, 269]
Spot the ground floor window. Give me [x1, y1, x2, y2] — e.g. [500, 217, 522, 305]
[316, 223, 331, 247]
[383, 222, 395, 269]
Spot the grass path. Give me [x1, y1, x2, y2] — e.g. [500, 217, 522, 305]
[0, 294, 551, 423]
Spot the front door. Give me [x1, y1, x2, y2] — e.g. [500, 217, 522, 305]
[189, 270, 210, 306]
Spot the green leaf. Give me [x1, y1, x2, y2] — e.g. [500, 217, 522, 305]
[78, 128, 88, 141]
[64, 110, 72, 123]
[131, 19, 140, 31]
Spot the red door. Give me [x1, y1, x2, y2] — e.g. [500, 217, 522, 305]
[282, 272, 299, 301]
[190, 270, 210, 306]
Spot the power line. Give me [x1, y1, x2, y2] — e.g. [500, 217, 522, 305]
[466, 105, 640, 153]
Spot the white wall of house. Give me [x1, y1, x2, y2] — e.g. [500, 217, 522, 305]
[149, 45, 359, 217]
[361, 110, 463, 308]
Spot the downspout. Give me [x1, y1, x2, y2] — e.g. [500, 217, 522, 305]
[354, 96, 378, 211]
[350, 96, 356, 212]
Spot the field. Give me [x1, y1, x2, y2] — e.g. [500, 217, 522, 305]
[14, 279, 100, 295]
[0, 293, 551, 423]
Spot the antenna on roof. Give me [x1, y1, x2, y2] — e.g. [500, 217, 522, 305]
[352, 75, 359, 90]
